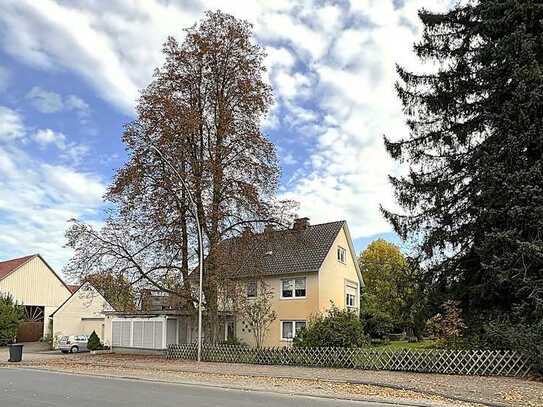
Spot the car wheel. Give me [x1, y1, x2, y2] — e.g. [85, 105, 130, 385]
[70, 346, 79, 353]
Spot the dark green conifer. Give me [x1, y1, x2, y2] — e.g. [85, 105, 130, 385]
[383, 1, 543, 325]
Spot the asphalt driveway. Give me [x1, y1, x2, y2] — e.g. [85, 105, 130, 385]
[0, 368, 410, 407]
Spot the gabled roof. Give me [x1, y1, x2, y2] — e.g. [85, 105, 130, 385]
[214, 220, 347, 278]
[50, 281, 116, 317]
[66, 285, 80, 294]
[0, 254, 35, 280]
[0, 254, 73, 292]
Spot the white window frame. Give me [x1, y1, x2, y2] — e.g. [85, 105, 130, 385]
[344, 279, 359, 310]
[337, 246, 347, 264]
[280, 277, 306, 299]
[280, 320, 307, 341]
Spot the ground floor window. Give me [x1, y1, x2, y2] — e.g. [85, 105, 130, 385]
[281, 320, 306, 341]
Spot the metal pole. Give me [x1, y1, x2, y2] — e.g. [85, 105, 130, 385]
[148, 145, 204, 363]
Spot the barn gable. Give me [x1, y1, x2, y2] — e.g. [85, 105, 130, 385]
[0, 254, 72, 340]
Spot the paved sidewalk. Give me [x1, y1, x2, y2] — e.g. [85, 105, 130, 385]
[0, 342, 62, 362]
[4, 353, 543, 406]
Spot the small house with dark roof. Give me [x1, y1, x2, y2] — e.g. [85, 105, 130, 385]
[103, 218, 363, 350]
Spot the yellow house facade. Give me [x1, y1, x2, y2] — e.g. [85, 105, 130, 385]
[50, 282, 115, 344]
[234, 219, 363, 347]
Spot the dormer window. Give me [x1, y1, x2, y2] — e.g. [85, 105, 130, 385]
[337, 246, 346, 264]
[246, 280, 257, 298]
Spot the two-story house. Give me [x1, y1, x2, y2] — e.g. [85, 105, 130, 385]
[227, 218, 363, 347]
[103, 218, 363, 350]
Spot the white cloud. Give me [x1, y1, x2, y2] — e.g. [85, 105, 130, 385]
[0, 106, 25, 141]
[65, 94, 89, 114]
[0, 124, 105, 272]
[32, 128, 66, 148]
[26, 86, 64, 113]
[31, 128, 89, 165]
[0, 0, 455, 243]
[25, 86, 91, 121]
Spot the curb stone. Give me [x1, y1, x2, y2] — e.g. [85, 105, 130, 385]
[2, 365, 467, 407]
[71, 362, 505, 407]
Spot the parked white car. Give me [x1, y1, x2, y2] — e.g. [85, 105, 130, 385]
[59, 335, 89, 353]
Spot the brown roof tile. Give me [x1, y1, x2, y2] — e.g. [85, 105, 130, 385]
[0, 254, 36, 280]
[190, 221, 346, 280]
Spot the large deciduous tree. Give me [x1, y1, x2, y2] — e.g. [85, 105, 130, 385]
[382, 1, 543, 326]
[65, 10, 296, 342]
[359, 239, 426, 337]
[82, 272, 136, 312]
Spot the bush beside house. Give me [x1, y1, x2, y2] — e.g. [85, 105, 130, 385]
[293, 305, 366, 348]
[0, 293, 24, 345]
[87, 330, 102, 351]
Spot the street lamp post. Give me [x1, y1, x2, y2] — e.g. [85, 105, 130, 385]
[148, 145, 204, 363]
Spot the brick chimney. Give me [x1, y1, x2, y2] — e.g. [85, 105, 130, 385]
[292, 217, 310, 231]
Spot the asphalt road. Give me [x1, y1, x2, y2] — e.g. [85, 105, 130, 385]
[0, 368, 407, 407]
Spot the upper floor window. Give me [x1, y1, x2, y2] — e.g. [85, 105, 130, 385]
[281, 277, 306, 298]
[345, 280, 358, 309]
[337, 246, 346, 263]
[246, 281, 257, 298]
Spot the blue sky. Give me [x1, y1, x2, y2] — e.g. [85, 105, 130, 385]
[0, 0, 451, 273]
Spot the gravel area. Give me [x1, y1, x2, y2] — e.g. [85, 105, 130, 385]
[3, 353, 542, 406]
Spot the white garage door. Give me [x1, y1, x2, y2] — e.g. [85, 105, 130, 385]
[112, 319, 164, 349]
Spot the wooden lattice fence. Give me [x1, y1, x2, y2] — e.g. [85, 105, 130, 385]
[164, 344, 531, 377]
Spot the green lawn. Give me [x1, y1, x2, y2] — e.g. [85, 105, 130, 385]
[370, 339, 438, 350]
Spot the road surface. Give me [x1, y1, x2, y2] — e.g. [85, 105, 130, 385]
[0, 368, 410, 407]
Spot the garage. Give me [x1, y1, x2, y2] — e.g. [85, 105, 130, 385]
[103, 311, 192, 352]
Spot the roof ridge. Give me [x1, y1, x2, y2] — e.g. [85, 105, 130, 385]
[0, 254, 38, 281]
[0, 253, 37, 264]
[307, 220, 345, 227]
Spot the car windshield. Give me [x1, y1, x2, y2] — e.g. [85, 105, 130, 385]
[60, 336, 69, 341]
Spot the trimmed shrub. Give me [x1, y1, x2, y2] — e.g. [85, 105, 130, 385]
[87, 330, 102, 351]
[293, 304, 366, 348]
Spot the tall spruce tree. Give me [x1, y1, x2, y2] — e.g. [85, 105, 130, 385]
[383, 1, 543, 326]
